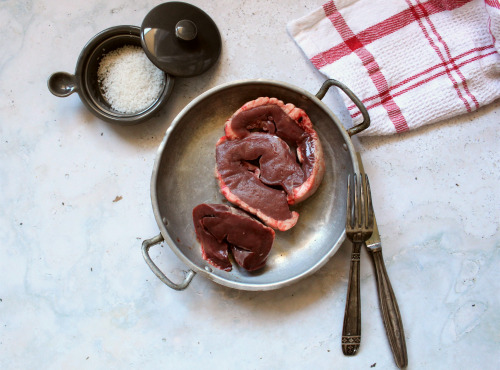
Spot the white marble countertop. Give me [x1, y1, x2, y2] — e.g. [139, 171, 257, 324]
[1, 1, 499, 369]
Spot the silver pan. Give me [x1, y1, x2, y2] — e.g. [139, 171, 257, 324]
[141, 79, 369, 291]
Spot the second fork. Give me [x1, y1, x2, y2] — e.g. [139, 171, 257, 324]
[342, 174, 374, 356]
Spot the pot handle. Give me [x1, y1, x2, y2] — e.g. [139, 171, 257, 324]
[48, 72, 79, 97]
[315, 79, 370, 137]
[141, 233, 196, 291]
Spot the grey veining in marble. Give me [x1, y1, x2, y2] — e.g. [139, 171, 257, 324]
[1, 1, 499, 369]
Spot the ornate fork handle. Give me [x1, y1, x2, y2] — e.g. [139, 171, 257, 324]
[370, 247, 408, 368]
[342, 241, 362, 355]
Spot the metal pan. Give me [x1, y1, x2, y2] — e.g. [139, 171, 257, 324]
[141, 79, 370, 291]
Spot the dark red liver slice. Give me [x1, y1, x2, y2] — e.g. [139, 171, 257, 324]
[215, 133, 301, 231]
[192, 203, 275, 271]
[224, 97, 325, 204]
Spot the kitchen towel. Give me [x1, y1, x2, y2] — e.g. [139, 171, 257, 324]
[288, 0, 500, 136]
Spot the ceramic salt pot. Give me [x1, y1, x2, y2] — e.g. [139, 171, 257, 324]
[48, 2, 221, 125]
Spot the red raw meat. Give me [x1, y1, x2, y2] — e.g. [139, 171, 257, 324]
[192, 203, 275, 271]
[224, 97, 325, 204]
[215, 133, 301, 231]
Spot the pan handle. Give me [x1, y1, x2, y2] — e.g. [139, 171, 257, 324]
[141, 233, 196, 291]
[315, 79, 370, 137]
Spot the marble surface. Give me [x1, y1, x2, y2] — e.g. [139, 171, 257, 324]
[1, 0, 499, 369]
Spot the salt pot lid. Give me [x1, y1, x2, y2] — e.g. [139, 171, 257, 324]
[140, 2, 222, 77]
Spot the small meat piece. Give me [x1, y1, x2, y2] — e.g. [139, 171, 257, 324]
[193, 203, 275, 271]
[215, 133, 301, 231]
[224, 97, 325, 204]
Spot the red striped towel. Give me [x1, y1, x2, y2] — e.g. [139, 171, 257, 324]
[288, 0, 500, 136]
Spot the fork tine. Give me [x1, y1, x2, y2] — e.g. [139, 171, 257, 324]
[360, 174, 366, 229]
[362, 174, 369, 229]
[354, 174, 361, 229]
[346, 174, 353, 229]
[365, 174, 374, 228]
[347, 174, 374, 231]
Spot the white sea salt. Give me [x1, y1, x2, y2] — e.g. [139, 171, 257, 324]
[97, 45, 164, 114]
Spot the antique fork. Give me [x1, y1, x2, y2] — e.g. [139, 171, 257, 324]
[358, 157, 408, 369]
[342, 174, 373, 356]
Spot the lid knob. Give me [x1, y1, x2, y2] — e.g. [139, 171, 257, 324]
[175, 20, 197, 41]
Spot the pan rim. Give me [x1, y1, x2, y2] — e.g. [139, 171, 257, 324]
[149, 78, 359, 291]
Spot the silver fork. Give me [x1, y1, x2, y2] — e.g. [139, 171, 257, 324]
[342, 174, 374, 356]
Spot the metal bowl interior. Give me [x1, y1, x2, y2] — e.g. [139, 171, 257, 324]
[151, 79, 357, 290]
[76, 25, 174, 125]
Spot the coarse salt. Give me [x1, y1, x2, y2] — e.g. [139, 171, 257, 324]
[97, 45, 164, 114]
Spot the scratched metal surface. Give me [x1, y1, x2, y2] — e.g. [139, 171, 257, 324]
[150, 79, 359, 290]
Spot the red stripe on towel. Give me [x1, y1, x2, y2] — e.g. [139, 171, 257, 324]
[349, 50, 497, 118]
[485, 0, 500, 9]
[323, 1, 409, 132]
[416, 0, 480, 110]
[347, 45, 496, 110]
[312, 0, 472, 68]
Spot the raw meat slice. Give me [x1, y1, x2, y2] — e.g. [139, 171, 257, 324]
[215, 133, 301, 231]
[192, 203, 275, 271]
[224, 97, 325, 204]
